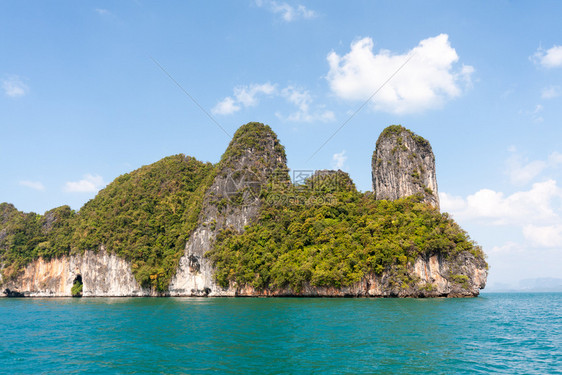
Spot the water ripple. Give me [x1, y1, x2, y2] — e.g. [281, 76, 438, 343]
[0, 294, 561, 374]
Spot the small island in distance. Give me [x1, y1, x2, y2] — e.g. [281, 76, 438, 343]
[0, 123, 487, 298]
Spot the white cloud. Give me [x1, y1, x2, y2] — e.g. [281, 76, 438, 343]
[256, 0, 316, 22]
[439, 192, 467, 212]
[282, 86, 311, 113]
[234, 83, 276, 107]
[458, 64, 475, 88]
[506, 149, 562, 185]
[506, 152, 547, 185]
[442, 179, 562, 251]
[64, 174, 105, 193]
[332, 150, 347, 170]
[509, 159, 546, 185]
[542, 86, 561, 99]
[479, 181, 559, 224]
[2, 75, 28, 98]
[212, 83, 275, 115]
[442, 180, 562, 226]
[19, 180, 45, 191]
[214, 82, 334, 122]
[520, 104, 544, 123]
[549, 151, 562, 166]
[489, 242, 524, 254]
[279, 86, 335, 122]
[523, 224, 562, 247]
[326, 34, 473, 114]
[212, 97, 240, 115]
[533, 45, 562, 68]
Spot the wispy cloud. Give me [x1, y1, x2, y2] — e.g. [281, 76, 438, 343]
[332, 150, 347, 170]
[279, 86, 334, 122]
[519, 104, 544, 123]
[532, 45, 562, 68]
[506, 150, 546, 185]
[542, 85, 561, 99]
[213, 82, 334, 123]
[19, 180, 45, 191]
[95, 8, 113, 16]
[326, 34, 474, 114]
[64, 174, 105, 193]
[255, 0, 316, 22]
[2, 75, 28, 98]
[212, 83, 275, 115]
[506, 148, 562, 185]
[234, 83, 276, 107]
[441, 179, 562, 248]
[523, 224, 562, 248]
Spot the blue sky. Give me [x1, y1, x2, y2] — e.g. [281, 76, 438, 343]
[2, 1, 562, 288]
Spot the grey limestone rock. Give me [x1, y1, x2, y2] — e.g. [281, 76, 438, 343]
[169, 122, 289, 296]
[372, 125, 439, 209]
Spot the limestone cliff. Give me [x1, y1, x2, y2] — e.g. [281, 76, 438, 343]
[1, 247, 152, 297]
[372, 125, 439, 208]
[169, 122, 289, 296]
[2, 249, 486, 298]
[233, 252, 487, 297]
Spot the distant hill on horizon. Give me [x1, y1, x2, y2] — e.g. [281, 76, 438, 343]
[485, 277, 562, 293]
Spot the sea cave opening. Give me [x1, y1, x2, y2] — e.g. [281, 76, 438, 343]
[71, 274, 83, 297]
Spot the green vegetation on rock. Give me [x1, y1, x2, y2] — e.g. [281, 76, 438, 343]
[0, 203, 75, 280]
[1, 155, 216, 291]
[377, 124, 430, 148]
[0, 123, 286, 291]
[303, 170, 356, 193]
[71, 154, 215, 291]
[71, 279, 83, 297]
[220, 122, 286, 166]
[207, 182, 484, 292]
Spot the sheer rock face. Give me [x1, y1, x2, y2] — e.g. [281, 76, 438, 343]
[372, 125, 439, 209]
[1, 247, 153, 297]
[1, 248, 486, 297]
[169, 122, 289, 296]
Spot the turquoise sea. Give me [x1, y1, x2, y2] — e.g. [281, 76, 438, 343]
[1, 293, 561, 374]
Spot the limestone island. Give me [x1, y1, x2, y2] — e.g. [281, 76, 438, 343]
[0, 123, 487, 298]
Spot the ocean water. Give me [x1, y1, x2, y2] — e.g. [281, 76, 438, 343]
[1, 293, 560, 374]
